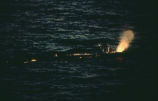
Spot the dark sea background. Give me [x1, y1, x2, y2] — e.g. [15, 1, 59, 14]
[0, 0, 157, 101]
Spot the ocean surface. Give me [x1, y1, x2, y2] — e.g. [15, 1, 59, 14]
[0, 0, 156, 101]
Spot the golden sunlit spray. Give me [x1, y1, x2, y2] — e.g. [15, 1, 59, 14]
[116, 30, 134, 53]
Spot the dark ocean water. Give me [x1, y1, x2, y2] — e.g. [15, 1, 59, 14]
[0, 0, 156, 101]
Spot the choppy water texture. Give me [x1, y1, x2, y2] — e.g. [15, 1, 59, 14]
[0, 0, 156, 101]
